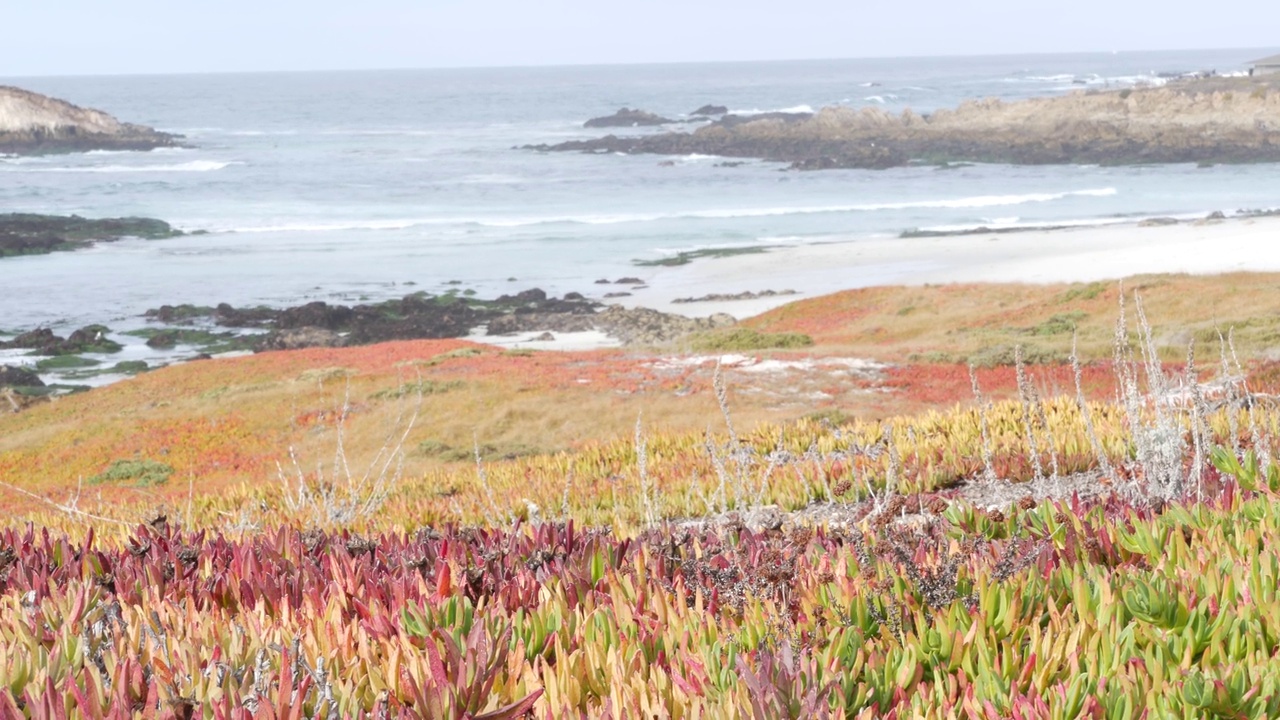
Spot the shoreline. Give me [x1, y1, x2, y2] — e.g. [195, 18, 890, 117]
[624, 213, 1280, 321]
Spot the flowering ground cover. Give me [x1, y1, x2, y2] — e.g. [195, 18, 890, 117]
[5, 275, 1280, 715]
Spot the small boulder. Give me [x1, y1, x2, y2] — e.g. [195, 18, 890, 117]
[146, 331, 180, 349]
[692, 104, 729, 116]
[0, 365, 43, 388]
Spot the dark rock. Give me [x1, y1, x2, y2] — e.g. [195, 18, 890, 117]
[144, 304, 214, 324]
[594, 279, 611, 284]
[146, 331, 180, 349]
[0, 365, 43, 388]
[584, 108, 676, 128]
[603, 292, 632, 298]
[0, 325, 121, 355]
[530, 332, 556, 342]
[256, 327, 345, 352]
[564, 292, 585, 301]
[214, 303, 277, 328]
[277, 301, 355, 330]
[692, 105, 729, 116]
[0, 213, 182, 258]
[2, 328, 61, 352]
[615, 277, 645, 285]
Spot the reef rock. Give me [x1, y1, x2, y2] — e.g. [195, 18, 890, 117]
[0, 213, 182, 257]
[534, 77, 1280, 169]
[584, 108, 676, 128]
[0, 85, 181, 155]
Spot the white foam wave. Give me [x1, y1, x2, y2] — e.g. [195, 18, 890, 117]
[229, 130, 298, 136]
[214, 189, 1119, 235]
[865, 96, 887, 103]
[730, 105, 815, 116]
[15, 160, 240, 174]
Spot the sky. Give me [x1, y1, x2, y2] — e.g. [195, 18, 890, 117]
[2, 0, 1278, 76]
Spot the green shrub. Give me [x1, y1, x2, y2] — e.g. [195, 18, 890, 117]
[88, 458, 173, 487]
[1029, 312, 1086, 336]
[968, 344, 1067, 367]
[688, 328, 814, 352]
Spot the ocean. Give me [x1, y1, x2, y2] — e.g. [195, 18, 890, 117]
[3, 48, 1278, 344]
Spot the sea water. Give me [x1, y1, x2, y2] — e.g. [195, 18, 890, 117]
[2, 49, 1278, 338]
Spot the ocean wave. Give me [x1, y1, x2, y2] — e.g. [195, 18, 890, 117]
[12, 160, 240, 173]
[83, 147, 187, 156]
[221, 219, 434, 233]
[676, 188, 1118, 218]
[212, 189, 1119, 235]
[229, 130, 298, 136]
[729, 105, 815, 116]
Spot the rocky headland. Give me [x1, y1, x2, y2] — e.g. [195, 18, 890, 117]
[0, 213, 183, 257]
[532, 77, 1280, 169]
[0, 85, 180, 155]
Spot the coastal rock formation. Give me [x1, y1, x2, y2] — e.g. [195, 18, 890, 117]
[534, 77, 1280, 169]
[0, 325, 122, 355]
[691, 105, 729, 116]
[0, 213, 183, 257]
[1, 85, 180, 155]
[141, 289, 735, 351]
[584, 108, 675, 128]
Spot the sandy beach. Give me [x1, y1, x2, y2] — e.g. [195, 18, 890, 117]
[627, 214, 1280, 320]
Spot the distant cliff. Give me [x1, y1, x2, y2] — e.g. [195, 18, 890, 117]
[531, 77, 1280, 169]
[0, 85, 180, 155]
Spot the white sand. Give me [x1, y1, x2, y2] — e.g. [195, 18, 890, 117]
[627, 215, 1280, 319]
[467, 328, 622, 352]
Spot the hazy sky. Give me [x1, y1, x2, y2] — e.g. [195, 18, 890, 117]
[4, 0, 1278, 76]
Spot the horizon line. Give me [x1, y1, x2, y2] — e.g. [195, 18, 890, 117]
[3, 44, 1276, 80]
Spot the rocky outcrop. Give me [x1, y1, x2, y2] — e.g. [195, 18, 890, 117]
[0, 85, 181, 155]
[584, 108, 675, 128]
[0, 325, 122, 355]
[533, 77, 1280, 169]
[691, 105, 729, 116]
[0, 213, 182, 257]
[141, 289, 736, 351]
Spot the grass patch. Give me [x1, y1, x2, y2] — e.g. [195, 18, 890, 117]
[1061, 281, 1107, 303]
[371, 380, 464, 400]
[87, 458, 173, 487]
[417, 440, 554, 462]
[418, 347, 485, 366]
[687, 328, 814, 352]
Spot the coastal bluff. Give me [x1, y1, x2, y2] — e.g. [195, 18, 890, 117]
[532, 76, 1280, 169]
[0, 85, 179, 155]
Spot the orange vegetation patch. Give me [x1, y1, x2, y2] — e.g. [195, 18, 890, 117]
[882, 362, 1124, 408]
